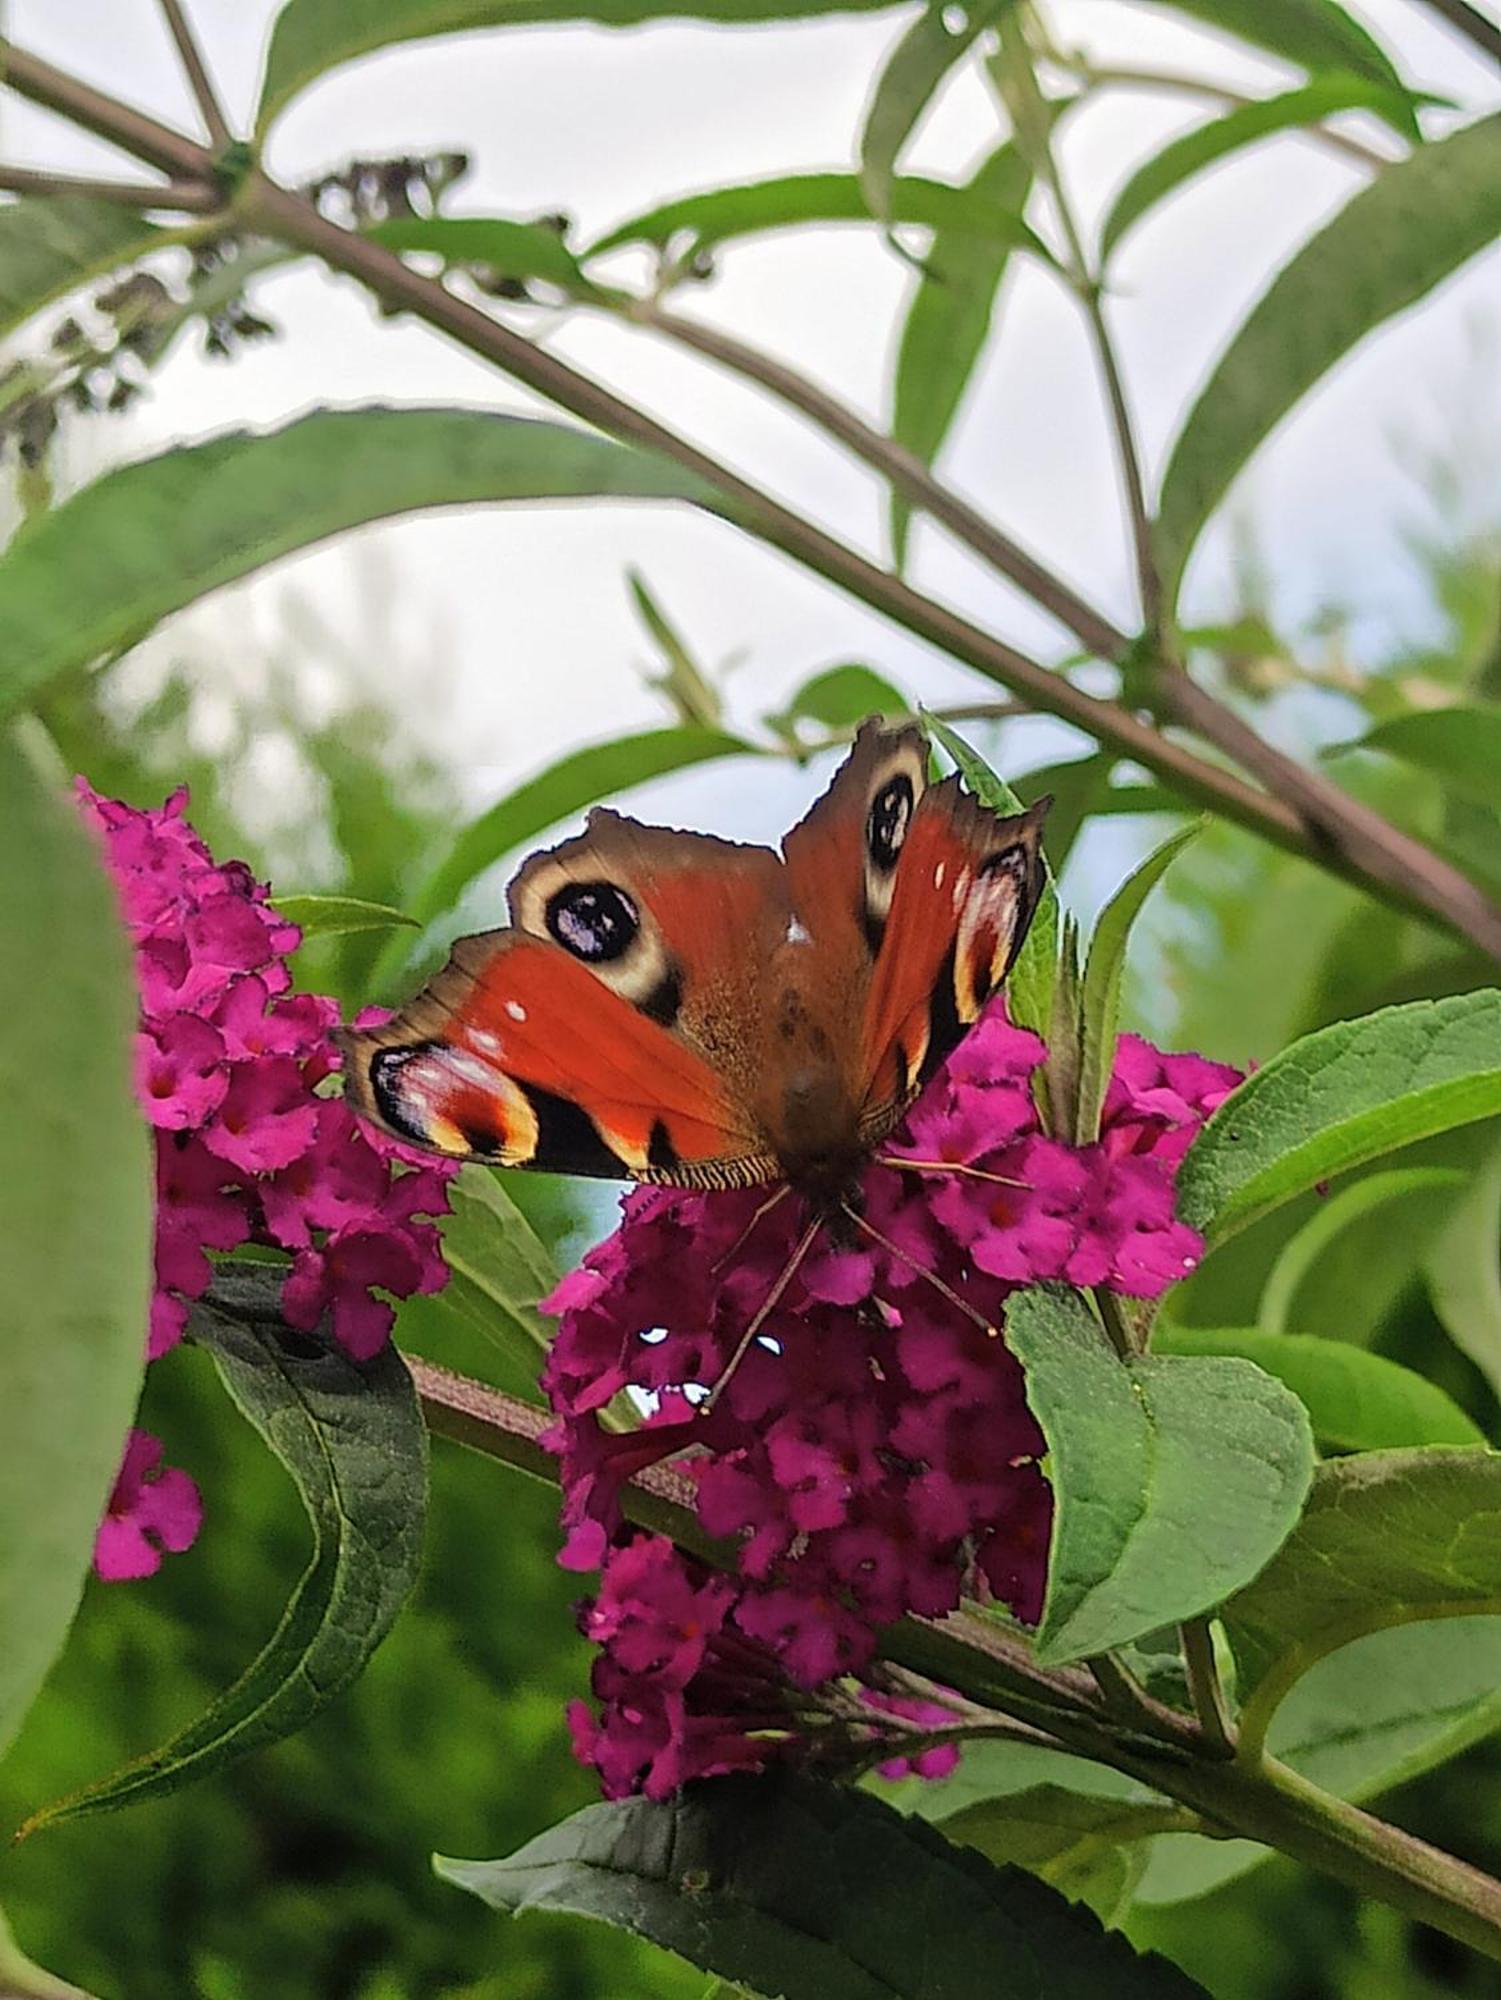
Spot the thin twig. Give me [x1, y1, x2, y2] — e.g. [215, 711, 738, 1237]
[1407, 0, 1501, 69]
[0, 162, 221, 210]
[156, 0, 232, 151]
[0, 37, 215, 181]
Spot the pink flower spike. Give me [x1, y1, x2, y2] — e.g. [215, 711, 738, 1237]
[134, 1016, 228, 1131]
[93, 1428, 202, 1582]
[201, 1058, 321, 1173]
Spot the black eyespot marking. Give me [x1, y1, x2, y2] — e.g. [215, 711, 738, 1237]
[546, 880, 639, 963]
[648, 1119, 680, 1171]
[866, 774, 914, 873]
[980, 842, 1028, 884]
[370, 1044, 437, 1145]
[640, 966, 682, 1027]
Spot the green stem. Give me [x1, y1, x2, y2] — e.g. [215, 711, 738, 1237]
[1179, 1617, 1236, 1760]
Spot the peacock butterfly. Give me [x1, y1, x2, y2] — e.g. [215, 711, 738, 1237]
[339, 720, 1049, 1226]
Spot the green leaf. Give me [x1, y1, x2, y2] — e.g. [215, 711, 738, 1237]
[586, 170, 1044, 261]
[1424, 1129, 1501, 1400]
[764, 664, 909, 743]
[0, 730, 149, 1766]
[1152, 1325, 1484, 1452]
[628, 571, 723, 730]
[1101, 76, 1431, 263]
[386, 726, 759, 970]
[1005, 1286, 1314, 1663]
[935, 1786, 1187, 1925]
[368, 215, 598, 293]
[1008, 752, 1116, 873]
[22, 1267, 426, 1827]
[889, 142, 1031, 566]
[428, 1166, 558, 1399]
[274, 892, 420, 939]
[860, 3, 1014, 227]
[0, 1908, 94, 1999]
[921, 712, 1057, 1039]
[258, 0, 899, 132]
[1255, 1164, 1467, 1336]
[0, 197, 162, 341]
[1155, 0, 1417, 130]
[1156, 113, 1501, 606]
[1175, 991, 1501, 1245]
[1222, 1446, 1501, 1748]
[0, 407, 715, 723]
[1328, 705, 1501, 813]
[438, 1772, 1210, 1998]
[1075, 822, 1201, 1142]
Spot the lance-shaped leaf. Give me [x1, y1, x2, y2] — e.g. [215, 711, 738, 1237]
[0, 197, 162, 341]
[1222, 1447, 1501, 1755]
[438, 1773, 1210, 1998]
[1075, 821, 1201, 1143]
[1176, 990, 1501, 1245]
[1328, 705, 1501, 813]
[258, 0, 899, 132]
[1156, 113, 1501, 607]
[1154, 0, 1415, 120]
[1153, 1325, 1483, 1453]
[21, 1267, 426, 1828]
[764, 663, 909, 743]
[274, 892, 420, 940]
[369, 215, 600, 294]
[427, 1166, 558, 1400]
[0, 407, 716, 724]
[0, 730, 149, 1764]
[861, 1, 1017, 226]
[889, 141, 1031, 567]
[1005, 1286, 1312, 1663]
[1102, 75, 1435, 263]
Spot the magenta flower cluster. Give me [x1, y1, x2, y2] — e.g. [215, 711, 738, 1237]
[546, 1013, 1239, 1799]
[79, 783, 455, 1582]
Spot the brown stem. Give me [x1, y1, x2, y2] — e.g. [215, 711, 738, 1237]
[1409, 0, 1501, 67]
[156, 0, 232, 152]
[0, 38, 214, 181]
[0, 162, 220, 210]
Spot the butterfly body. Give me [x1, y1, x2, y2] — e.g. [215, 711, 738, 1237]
[340, 722, 1048, 1214]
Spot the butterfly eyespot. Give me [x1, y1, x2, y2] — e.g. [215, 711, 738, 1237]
[546, 880, 640, 962]
[866, 775, 914, 872]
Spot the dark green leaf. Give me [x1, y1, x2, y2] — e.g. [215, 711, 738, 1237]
[921, 712, 1057, 1039]
[1155, 0, 1417, 128]
[1005, 1286, 1313, 1663]
[1075, 822, 1201, 1142]
[0, 197, 161, 341]
[369, 215, 599, 293]
[935, 1786, 1187, 1924]
[0, 407, 716, 723]
[764, 664, 909, 743]
[1152, 1325, 1484, 1452]
[22, 1267, 426, 1826]
[275, 892, 420, 939]
[1007, 752, 1115, 872]
[438, 1772, 1209, 1998]
[587, 170, 1045, 261]
[0, 730, 149, 1763]
[428, 1166, 558, 1399]
[1175, 991, 1501, 1245]
[1254, 1164, 1466, 1336]
[861, 3, 1015, 226]
[1328, 704, 1501, 812]
[1222, 1447, 1501, 1749]
[258, 0, 900, 132]
[1102, 76, 1431, 262]
[1156, 114, 1501, 606]
[0, 1908, 94, 1999]
[1424, 1130, 1501, 1399]
[889, 141, 1031, 566]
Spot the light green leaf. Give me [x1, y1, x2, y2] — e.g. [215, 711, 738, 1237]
[257, 0, 899, 132]
[1328, 705, 1501, 812]
[0, 731, 149, 1766]
[1152, 1325, 1484, 1452]
[1075, 822, 1202, 1142]
[1102, 76, 1431, 263]
[860, 3, 1015, 227]
[921, 712, 1057, 1039]
[1155, 0, 1417, 132]
[0, 197, 162, 341]
[936, 1786, 1186, 1925]
[21, 1267, 426, 1827]
[0, 1909, 94, 1999]
[1176, 991, 1501, 1246]
[1255, 1164, 1467, 1336]
[369, 215, 598, 293]
[428, 1166, 558, 1399]
[586, 170, 1044, 261]
[274, 892, 420, 939]
[764, 664, 909, 743]
[1005, 1286, 1314, 1663]
[438, 1773, 1209, 1998]
[0, 407, 715, 723]
[1424, 1129, 1501, 1400]
[628, 571, 723, 730]
[1008, 752, 1117, 873]
[1156, 114, 1501, 607]
[1222, 1446, 1501, 1751]
[889, 142, 1030, 566]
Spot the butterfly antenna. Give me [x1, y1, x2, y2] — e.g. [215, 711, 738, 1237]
[700, 1214, 822, 1418]
[711, 1183, 793, 1274]
[875, 1155, 1027, 1189]
[840, 1203, 999, 1340]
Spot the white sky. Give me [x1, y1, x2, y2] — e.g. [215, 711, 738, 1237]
[3, 0, 1499, 876]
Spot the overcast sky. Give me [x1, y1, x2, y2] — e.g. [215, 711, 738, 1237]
[3, 0, 1499, 868]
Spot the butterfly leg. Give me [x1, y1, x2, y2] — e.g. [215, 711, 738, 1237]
[840, 1202, 1000, 1341]
[710, 1182, 793, 1274]
[699, 1214, 822, 1418]
[875, 1156, 1027, 1189]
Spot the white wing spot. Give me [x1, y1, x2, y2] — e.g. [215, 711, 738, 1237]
[933, 862, 946, 889]
[786, 917, 812, 945]
[472, 1030, 503, 1055]
[505, 999, 528, 1022]
[449, 1051, 501, 1090]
